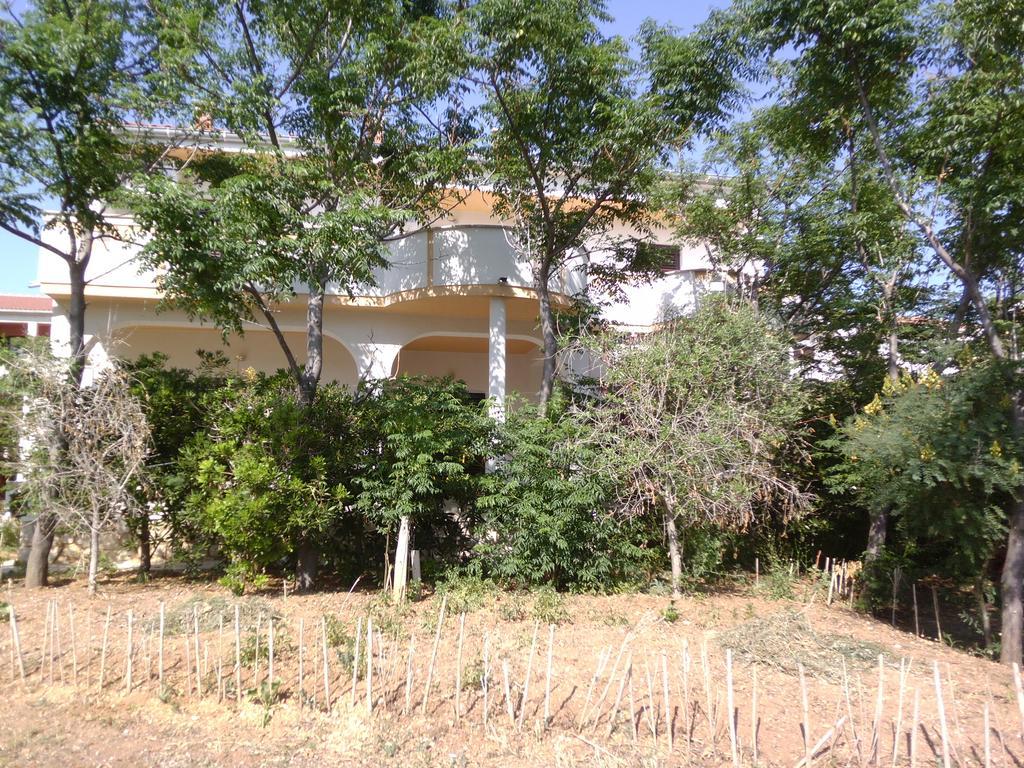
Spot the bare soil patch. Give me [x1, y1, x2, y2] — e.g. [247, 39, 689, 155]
[0, 574, 1019, 767]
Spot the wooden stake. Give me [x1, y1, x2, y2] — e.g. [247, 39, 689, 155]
[403, 633, 416, 715]
[454, 613, 465, 720]
[909, 687, 920, 768]
[984, 700, 992, 768]
[726, 649, 737, 767]
[158, 602, 165, 688]
[799, 662, 811, 767]
[892, 658, 907, 767]
[682, 640, 691, 746]
[98, 604, 112, 690]
[321, 615, 330, 710]
[912, 583, 920, 637]
[1013, 662, 1024, 738]
[643, 656, 657, 739]
[482, 632, 490, 730]
[931, 586, 943, 644]
[751, 666, 758, 765]
[217, 614, 224, 701]
[421, 595, 447, 715]
[268, 615, 274, 684]
[9, 604, 25, 683]
[233, 605, 241, 703]
[125, 609, 133, 692]
[193, 606, 202, 697]
[297, 618, 304, 709]
[627, 663, 638, 743]
[663, 651, 674, 753]
[351, 616, 361, 706]
[578, 645, 611, 731]
[933, 661, 952, 768]
[702, 640, 715, 738]
[871, 654, 884, 765]
[544, 624, 554, 730]
[502, 659, 514, 724]
[366, 616, 373, 715]
[518, 622, 539, 731]
[606, 654, 631, 737]
[53, 600, 64, 684]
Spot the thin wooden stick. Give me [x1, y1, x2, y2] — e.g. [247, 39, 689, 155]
[726, 649, 737, 767]
[321, 615, 330, 710]
[931, 586, 943, 643]
[184, 629, 192, 698]
[454, 613, 465, 720]
[9, 604, 25, 683]
[607, 654, 632, 737]
[892, 658, 908, 768]
[54, 600, 64, 684]
[795, 717, 847, 768]
[799, 662, 811, 767]
[589, 634, 631, 729]
[627, 663, 638, 743]
[544, 624, 554, 730]
[984, 700, 992, 768]
[909, 687, 920, 768]
[643, 656, 657, 739]
[44, 599, 52, 684]
[872, 654, 884, 766]
[933, 661, 952, 768]
[518, 622, 539, 731]
[482, 632, 490, 730]
[268, 615, 274, 684]
[234, 605, 241, 703]
[403, 634, 416, 715]
[125, 609, 133, 692]
[298, 617, 304, 709]
[912, 583, 920, 636]
[366, 616, 373, 715]
[751, 666, 758, 765]
[578, 645, 611, 731]
[217, 614, 224, 701]
[502, 659, 514, 724]
[702, 640, 715, 738]
[1013, 662, 1024, 738]
[682, 640, 691, 746]
[193, 607, 202, 697]
[663, 651, 674, 753]
[420, 594, 447, 715]
[351, 616, 362, 706]
[158, 602, 165, 689]
[98, 604, 112, 690]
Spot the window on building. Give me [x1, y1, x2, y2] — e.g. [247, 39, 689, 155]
[636, 242, 681, 272]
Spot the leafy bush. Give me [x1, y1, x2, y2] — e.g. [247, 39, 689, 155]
[475, 405, 658, 591]
[182, 371, 357, 573]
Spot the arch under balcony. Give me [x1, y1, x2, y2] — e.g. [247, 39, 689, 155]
[109, 325, 359, 388]
[391, 333, 544, 404]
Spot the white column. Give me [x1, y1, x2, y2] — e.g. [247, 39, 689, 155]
[26, 322, 38, 338]
[488, 296, 507, 421]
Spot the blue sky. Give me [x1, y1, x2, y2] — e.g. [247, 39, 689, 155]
[0, 0, 730, 296]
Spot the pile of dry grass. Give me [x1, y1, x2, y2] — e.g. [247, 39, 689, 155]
[719, 609, 888, 680]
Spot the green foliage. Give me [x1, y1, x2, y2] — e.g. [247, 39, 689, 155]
[436, 570, 496, 614]
[662, 602, 679, 623]
[182, 371, 357, 571]
[476, 405, 658, 591]
[530, 586, 569, 625]
[579, 299, 810, 594]
[354, 376, 492, 534]
[828, 363, 1018, 583]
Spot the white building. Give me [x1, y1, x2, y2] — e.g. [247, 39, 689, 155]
[32, 136, 746, 406]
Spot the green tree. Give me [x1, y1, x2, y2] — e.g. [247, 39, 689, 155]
[578, 299, 810, 596]
[353, 376, 492, 598]
[726, 0, 1024, 664]
[466, 0, 734, 412]
[476, 403, 657, 591]
[181, 372, 358, 585]
[133, 0, 471, 587]
[0, 0, 172, 586]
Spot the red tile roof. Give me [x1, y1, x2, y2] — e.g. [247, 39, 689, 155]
[0, 295, 54, 312]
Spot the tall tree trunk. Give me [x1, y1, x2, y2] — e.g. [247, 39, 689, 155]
[864, 507, 888, 563]
[294, 281, 326, 590]
[665, 511, 682, 598]
[535, 262, 558, 415]
[26, 255, 89, 589]
[138, 513, 151, 576]
[858, 78, 1024, 664]
[392, 515, 411, 602]
[88, 510, 100, 595]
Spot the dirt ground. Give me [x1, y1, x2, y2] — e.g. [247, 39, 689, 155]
[0, 572, 1019, 767]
